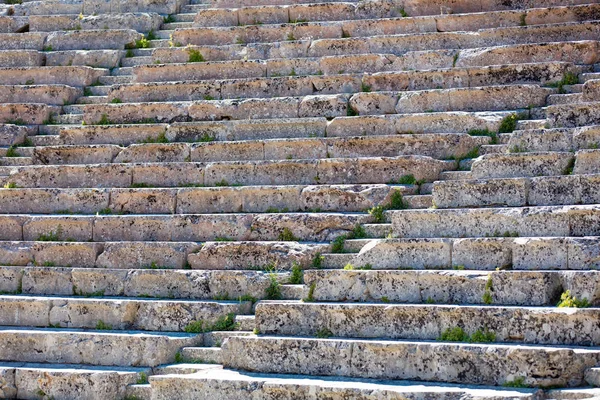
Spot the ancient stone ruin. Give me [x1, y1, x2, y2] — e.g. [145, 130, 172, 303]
[1, 0, 600, 398]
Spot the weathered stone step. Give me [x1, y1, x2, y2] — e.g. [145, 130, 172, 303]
[363, 223, 391, 238]
[433, 174, 600, 209]
[0, 264, 293, 299]
[547, 101, 600, 128]
[82, 86, 548, 125]
[174, 13, 196, 22]
[439, 170, 472, 181]
[55, 113, 83, 125]
[0, 125, 31, 147]
[203, 330, 254, 347]
[1, 156, 452, 189]
[62, 104, 85, 114]
[335, 236, 600, 270]
[0, 362, 150, 400]
[0, 103, 60, 125]
[0, 212, 371, 242]
[303, 269, 599, 305]
[149, 367, 542, 400]
[44, 49, 124, 69]
[548, 93, 584, 106]
[149, 39, 171, 48]
[0, 326, 201, 367]
[155, 30, 175, 40]
[470, 150, 595, 179]
[508, 125, 600, 153]
[29, 133, 489, 165]
[125, 61, 571, 99]
[0, 157, 32, 166]
[0, 295, 250, 332]
[546, 387, 600, 400]
[0, 84, 82, 106]
[28, 13, 163, 33]
[390, 205, 600, 239]
[76, 95, 108, 104]
[171, 20, 600, 51]
[256, 302, 600, 346]
[87, 85, 111, 96]
[221, 335, 600, 387]
[51, 111, 509, 146]
[179, 347, 222, 364]
[0, 183, 418, 214]
[0, 29, 141, 51]
[98, 75, 133, 85]
[7, 0, 183, 16]
[111, 67, 133, 76]
[162, 22, 194, 30]
[0, 50, 44, 68]
[120, 56, 154, 67]
[153, 362, 221, 375]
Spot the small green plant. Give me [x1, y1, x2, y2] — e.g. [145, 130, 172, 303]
[95, 320, 112, 330]
[38, 226, 63, 241]
[343, 263, 354, 270]
[146, 30, 157, 40]
[136, 37, 150, 49]
[278, 227, 298, 241]
[265, 273, 282, 300]
[3, 182, 18, 189]
[557, 290, 590, 308]
[136, 372, 148, 384]
[253, 327, 260, 334]
[452, 53, 459, 67]
[303, 282, 316, 302]
[341, 30, 351, 38]
[110, 98, 122, 104]
[95, 114, 111, 126]
[83, 87, 93, 96]
[361, 82, 371, 92]
[426, 297, 435, 304]
[5, 146, 20, 157]
[163, 14, 176, 23]
[289, 263, 303, 284]
[453, 265, 465, 270]
[563, 158, 575, 175]
[312, 253, 324, 269]
[42, 261, 56, 267]
[519, 13, 527, 26]
[503, 377, 529, 388]
[398, 7, 408, 17]
[381, 296, 390, 303]
[439, 327, 470, 342]
[174, 351, 184, 363]
[331, 235, 347, 253]
[509, 144, 527, 153]
[188, 48, 205, 63]
[470, 329, 496, 343]
[350, 223, 367, 239]
[387, 191, 407, 210]
[483, 274, 493, 304]
[347, 105, 358, 117]
[498, 113, 527, 134]
[316, 328, 333, 338]
[125, 49, 134, 58]
[467, 128, 498, 144]
[184, 320, 205, 333]
[397, 174, 417, 185]
[286, 32, 296, 41]
[97, 208, 112, 215]
[289, 68, 297, 76]
[130, 182, 152, 188]
[140, 131, 169, 144]
[368, 205, 386, 223]
[43, 45, 53, 52]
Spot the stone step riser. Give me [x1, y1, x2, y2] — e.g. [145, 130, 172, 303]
[0, 213, 371, 242]
[0, 329, 201, 367]
[123, 62, 570, 100]
[303, 269, 599, 306]
[0, 295, 250, 332]
[342, 236, 600, 271]
[82, 86, 549, 125]
[1, 156, 451, 189]
[221, 336, 600, 387]
[27, 133, 488, 165]
[180, 347, 222, 364]
[390, 205, 600, 239]
[27, 13, 163, 33]
[0, 30, 142, 52]
[256, 302, 600, 346]
[507, 125, 600, 153]
[0, 85, 82, 106]
[433, 174, 600, 209]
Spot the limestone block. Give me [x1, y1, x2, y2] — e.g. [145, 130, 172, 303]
[0, 66, 107, 87]
[114, 143, 190, 163]
[529, 175, 582, 206]
[239, 6, 287, 26]
[574, 149, 600, 174]
[131, 162, 204, 187]
[548, 103, 600, 128]
[0, 216, 24, 240]
[568, 238, 600, 270]
[93, 215, 173, 241]
[45, 29, 141, 51]
[221, 76, 313, 100]
[96, 241, 198, 269]
[393, 111, 505, 134]
[191, 141, 262, 163]
[0, 103, 51, 125]
[561, 271, 600, 305]
[507, 128, 572, 152]
[0, 33, 46, 50]
[31, 242, 100, 268]
[289, 3, 355, 22]
[46, 50, 121, 68]
[83, 102, 190, 124]
[135, 60, 265, 83]
[5, 164, 132, 188]
[0, 50, 44, 68]
[349, 91, 397, 115]
[307, 37, 369, 58]
[195, 8, 239, 26]
[471, 152, 575, 179]
[266, 57, 320, 77]
[33, 145, 121, 165]
[109, 188, 177, 214]
[109, 81, 220, 103]
[352, 239, 452, 269]
[240, 185, 303, 212]
[301, 184, 395, 212]
[512, 237, 568, 270]
[22, 267, 74, 295]
[23, 216, 93, 242]
[326, 115, 397, 137]
[0, 188, 108, 214]
[264, 138, 327, 160]
[433, 178, 528, 208]
[177, 187, 244, 214]
[0, 368, 15, 399]
[0, 84, 82, 106]
[10, 0, 82, 16]
[452, 238, 513, 270]
[0, 242, 32, 266]
[580, 174, 600, 205]
[170, 214, 254, 241]
[231, 117, 327, 141]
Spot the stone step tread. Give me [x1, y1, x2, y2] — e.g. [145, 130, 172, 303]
[582, 73, 600, 82]
[149, 39, 172, 48]
[174, 13, 197, 22]
[76, 96, 108, 105]
[111, 67, 133, 76]
[149, 367, 541, 398]
[153, 363, 221, 375]
[162, 22, 194, 30]
[84, 86, 110, 97]
[132, 48, 154, 57]
[98, 76, 133, 85]
[179, 347, 223, 364]
[585, 368, 600, 386]
[548, 93, 584, 106]
[120, 57, 155, 67]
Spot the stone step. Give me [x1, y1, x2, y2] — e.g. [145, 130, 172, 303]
[470, 150, 597, 179]
[98, 75, 133, 85]
[82, 86, 549, 125]
[0, 212, 371, 242]
[149, 39, 172, 48]
[179, 347, 222, 364]
[156, 30, 175, 40]
[221, 335, 600, 387]
[132, 48, 154, 57]
[125, 383, 152, 400]
[44, 49, 124, 69]
[149, 367, 542, 400]
[363, 223, 391, 238]
[515, 118, 547, 130]
[152, 363, 222, 375]
[508, 125, 600, 153]
[546, 388, 600, 400]
[0, 294, 251, 332]
[162, 22, 194, 30]
[0, 50, 45, 68]
[582, 72, 600, 82]
[322, 253, 353, 268]
[479, 144, 506, 155]
[0, 66, 108, 87]
[0, 326, 202, 367]
[0, 157, 32, 166]
[303, 269, 599, 305]
[281, 284, 305, 299]
[330, 235, 600, 270]
[234, 315, 255, 331]
[548, 101, 600, 128]
[432, 174, 600, 209]
[548, 93, 584, 105]
[51, 111, 510, 146]
[55, 113, 83, 125]
[203, 330, 254, 347]
[124, 61, 570, 100]
[256, 301, 600, 346]
[87, 86, 111, 96]
[28, 13, 163, 33]
[174, 13, 196, 22]
[389, 205, 600, 239]
[62, 104, 85, 114]
[111, 67, 133, 76]
[76, 95, 108, 104]
[0, 183, 419, 214]
[0, 84, 82, 106]
[0, 362, 150, 400]
[439, 171, 473, 180]
[120, 56, 154, 67]
[0, 264, 294, 299]
[171, 19, 600, 50]
[27, 133, 489, 165]
[30, 135, 62, 146]
[1, 156, 452, 189]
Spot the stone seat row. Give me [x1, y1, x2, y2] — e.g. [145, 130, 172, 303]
[0, 29, 141, 51]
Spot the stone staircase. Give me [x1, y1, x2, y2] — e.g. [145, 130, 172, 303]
[2, 0, 600, 398]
